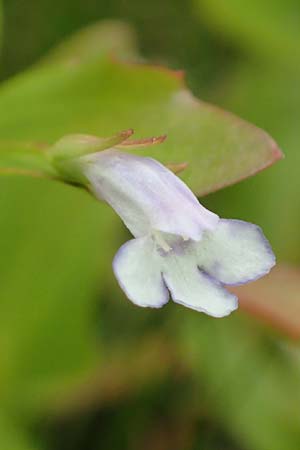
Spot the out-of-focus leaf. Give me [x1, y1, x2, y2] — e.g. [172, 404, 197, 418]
[46, 333, 174, 416]
[0, 176, 121, 417]
[0, 21, 168, 423]
[0, 1, 2, 56]
[194, 0, 300, 67]
[0, 416, 40, 450]
[0, 3, 2, 55]
[0, 20, 282, 421]
[232, 265, 300, 340]
[41, 20, 138, 66]
[0, 21, 282, 195]
[204, 64, 300, 262]
[177, 311, 300, 450]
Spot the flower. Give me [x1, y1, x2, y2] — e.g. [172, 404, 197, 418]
[79, 148, 275, 318]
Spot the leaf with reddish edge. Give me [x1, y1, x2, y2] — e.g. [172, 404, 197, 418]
[0, 21, 282, 196]
[0, 21, 285, 418]
[231, 265, 300, 340]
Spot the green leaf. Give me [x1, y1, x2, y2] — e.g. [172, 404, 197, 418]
[0, 21, 282, 196]
[203, 64, 300, 262]
[0, 20, 282, 420]
[41, 20, 138, 66]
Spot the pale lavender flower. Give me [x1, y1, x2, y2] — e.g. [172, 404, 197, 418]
[80, 149, 275, 318]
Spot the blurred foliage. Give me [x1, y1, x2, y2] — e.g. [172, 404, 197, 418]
[0, 0, 237, 88]
[0, 416, 39, 450]
[0, 15, 281, 417]
[233, 265, 300, 340]
[0, 1, 2, 55]
[0, 21, 280, 195]
[194, 0, 300, 67]
[193, 0, 300, 263]
[207, 65, 300, 261]
[178, 312, 300, 450]
[0, 1, 300, 450]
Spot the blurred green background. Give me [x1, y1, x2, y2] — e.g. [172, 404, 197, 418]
[0, 0, 300, 449]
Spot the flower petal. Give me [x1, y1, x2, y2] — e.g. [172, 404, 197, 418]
[113, 236, 169, 308]
[82, 150, 219, 240]
[198, 219, 275, 285]
[162, 252, 238, 317]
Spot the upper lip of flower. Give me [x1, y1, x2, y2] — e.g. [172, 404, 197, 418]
[81, 148, 219, 241]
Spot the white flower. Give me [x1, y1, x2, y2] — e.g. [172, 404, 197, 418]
[80, 149, 275, 318]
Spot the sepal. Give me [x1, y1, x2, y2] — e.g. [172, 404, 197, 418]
[47, 129, 133, 184]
